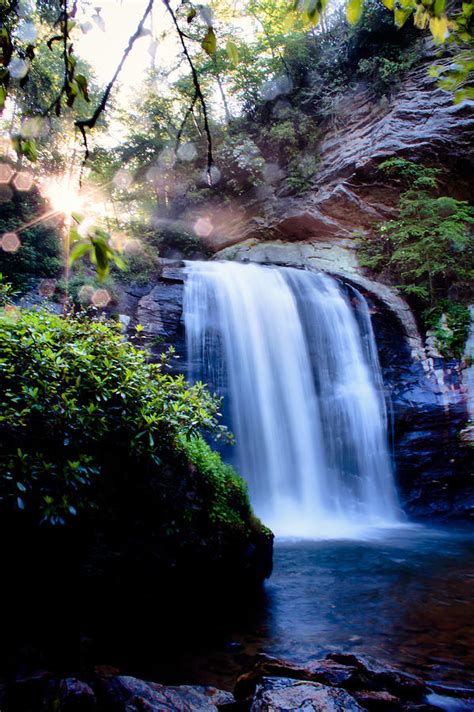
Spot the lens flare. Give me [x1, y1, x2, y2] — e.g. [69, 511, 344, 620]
[1, 232, 21, 252]
[41, 176, 83, 215]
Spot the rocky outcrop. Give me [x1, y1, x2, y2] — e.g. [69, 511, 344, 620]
[7, 653, 473, 711]
[234, 653, 474, 711]
[204, 56, 473, 252]
[215, 240, 426, 359]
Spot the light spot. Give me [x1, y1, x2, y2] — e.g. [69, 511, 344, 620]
[194, 217, 213, 238]
[0, 136, 11, 155]
[112, 169, 133, 190]
[261, 74, 293, 102]
[264, 162, 284, 184]
[123, 238, 142, 255]
[158, 147, 176, 169]
[4, 304, 20, 320]
[38, 279, 56, 297]
[13, 172, 33, 192]
[41, 176, 82, 215]
[146, 166, 161, 184]
[8, 57, 29, 80]
[21, 115, 50, 139]
[0, 163, 13, 183]
[78, 285, 95, 304]
[177, 142, 197, 162]
[198, 5, 213, 25]
[16, 21, 38, 43]
[109, 233, 125, 251]
[92, 288, 111, 308]
[80, 21, 93, 34]
[16, 0, 34, 18]
[1, 232, 21, 253]
[77, 216, 96, 239]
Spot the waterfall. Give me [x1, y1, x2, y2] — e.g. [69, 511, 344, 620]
[183, 260, 402, 538]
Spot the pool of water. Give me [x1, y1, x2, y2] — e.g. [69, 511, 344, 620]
[156, 526, 474, 692]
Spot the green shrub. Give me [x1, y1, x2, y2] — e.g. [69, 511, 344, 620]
[0, 307, 231, 525]
[359, 159, 474, 356]
[425, 301, 471, 359]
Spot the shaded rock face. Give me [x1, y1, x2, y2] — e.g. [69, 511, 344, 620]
[124, 262, 472, 522]
[364, 291, 473, 521]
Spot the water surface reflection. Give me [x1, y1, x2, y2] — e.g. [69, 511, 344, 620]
[168, 527, 474, 690]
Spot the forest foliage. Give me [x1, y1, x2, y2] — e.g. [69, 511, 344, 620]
[359, 159, 474, 357]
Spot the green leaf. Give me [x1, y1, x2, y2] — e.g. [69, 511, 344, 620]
[429, 15, 449, 42]
[394, 7, 413, 27]
[112, 254, 126, 270]
[201, 27, 216, 55]
[75, 74, 90, 102]
[69, 241, 92, 266]
[0, 85, 6, 111]
[346, 0, 363, 24]
[22, 138, 38, 162]
[226, 40, 239, 66]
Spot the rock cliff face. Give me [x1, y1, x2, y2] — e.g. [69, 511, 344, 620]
[111, 58, 474, 522]
[206, 56, 474, 253]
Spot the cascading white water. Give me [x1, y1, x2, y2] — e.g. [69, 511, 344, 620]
[183, 260, 402, 538]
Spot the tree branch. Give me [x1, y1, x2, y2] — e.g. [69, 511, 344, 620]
[75, 0, 155, 159]
[175, 91, 198, 150]
[162, 0, 214, 181]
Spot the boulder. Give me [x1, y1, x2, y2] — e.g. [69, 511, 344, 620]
[105, 675, 235, 711]
[249, 677, 363, 711]
[59, 678, 97, 711]
[235, 653, 429, 705]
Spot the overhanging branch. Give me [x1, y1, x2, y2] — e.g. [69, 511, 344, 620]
[75, 0, 155, 160]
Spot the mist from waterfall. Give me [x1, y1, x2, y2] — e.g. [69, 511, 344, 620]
[183, 261, 402, 538]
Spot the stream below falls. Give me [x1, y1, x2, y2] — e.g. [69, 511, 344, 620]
[127, 527, 474, 696]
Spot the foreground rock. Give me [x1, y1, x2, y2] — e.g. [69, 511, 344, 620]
[6, 652, 474, 711]
[250, 677, 364, 711]
[234, 653, 473, 711]
[104, 676, 235, 711]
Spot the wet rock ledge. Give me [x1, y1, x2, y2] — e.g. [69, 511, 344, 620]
[6, 653, 474, 711]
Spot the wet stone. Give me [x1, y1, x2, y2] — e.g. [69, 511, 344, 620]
[249, 677, 364, 711]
